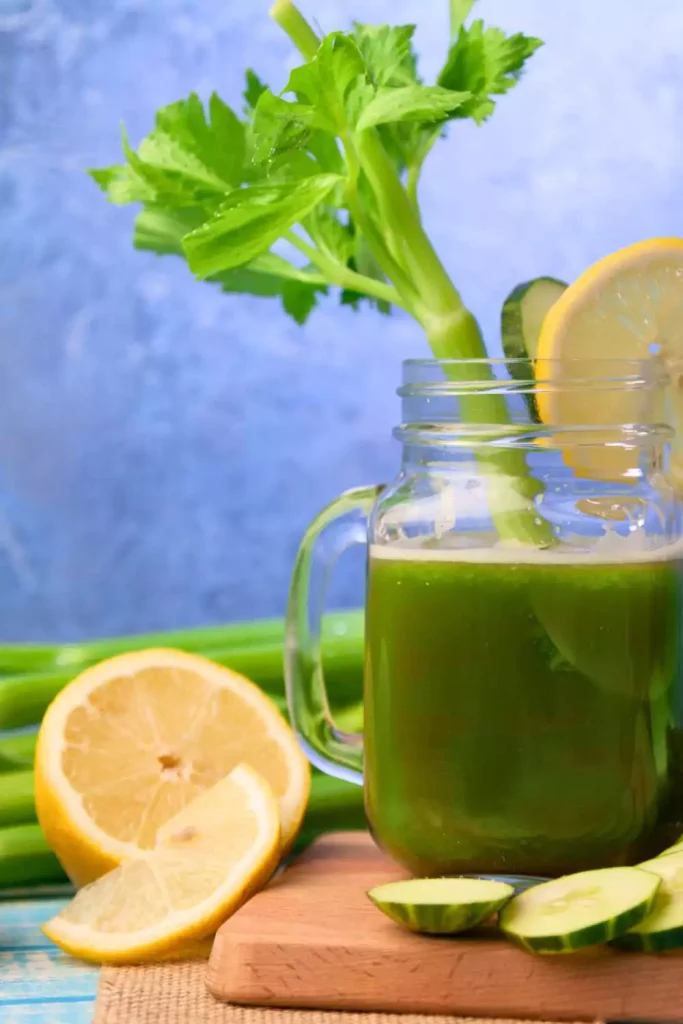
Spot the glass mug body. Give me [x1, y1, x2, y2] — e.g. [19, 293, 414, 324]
[285, 358, 683, 878]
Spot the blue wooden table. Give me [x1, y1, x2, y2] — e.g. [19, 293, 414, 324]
[0, 897, 98, 1023]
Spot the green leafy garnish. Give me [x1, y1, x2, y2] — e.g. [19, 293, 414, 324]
[438, 20, 543, 124]
[352, 23, 418, 88]
[183, 175, 343, 278]
[244, 69, 269, 113]
[355, 85, 470, 130]
[89, 0, 552, 546]
[90, 0, 541, 330]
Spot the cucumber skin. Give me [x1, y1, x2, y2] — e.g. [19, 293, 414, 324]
[501, 276, 568, 423]
[612, 852, 683, 952]
[501, 277, 569, 360]
[368, 895, 509, 935]
[614, 924, 683, 953]
[502, 889, 660, 955]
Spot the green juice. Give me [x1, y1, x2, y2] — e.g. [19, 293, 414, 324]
[364, 545, 683, 878]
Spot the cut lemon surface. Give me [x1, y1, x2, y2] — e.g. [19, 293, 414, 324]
[42, 764, 280, 963]
[35, 648, 310, 887]
[535, 238, 683, 484]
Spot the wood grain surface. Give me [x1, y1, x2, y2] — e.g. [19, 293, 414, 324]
[208, 832, 683, 1021]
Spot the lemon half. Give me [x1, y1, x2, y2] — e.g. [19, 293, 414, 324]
[35, 648, 310, 886]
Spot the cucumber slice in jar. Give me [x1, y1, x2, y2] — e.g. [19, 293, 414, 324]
[499, 867, 660, 954]
[368, 878, 514, 935]
[501, 277, 568, 420]
[502, 277, 568, 363]
[614, 852, 683, 952]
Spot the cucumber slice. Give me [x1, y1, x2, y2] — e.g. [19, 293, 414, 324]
[615, 851, 683, 952]
[502, 277, 568, 362]
[501, 277, 568, 420]
[499, 867, 660, 954]
[368, 877, 514, 935]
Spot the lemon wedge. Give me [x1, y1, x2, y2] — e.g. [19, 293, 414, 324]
[35, 648, 310, 887]
[42, 764, 279, 963]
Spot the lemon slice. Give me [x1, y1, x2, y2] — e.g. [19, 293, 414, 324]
[35, 648, 310, 887]
[536, 238, 683, 484]
[42, 764, 280, 963]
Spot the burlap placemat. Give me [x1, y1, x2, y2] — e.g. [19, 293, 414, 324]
[93, 959, 590, 1024]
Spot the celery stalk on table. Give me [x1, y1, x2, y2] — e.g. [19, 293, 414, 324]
[0, 823, 67, 890]
[0, 609, 363, 674]
[0, 607, 365, 890]
[0, 771, 35, 828]
[0, 731, 36, 772]
[0, 612, 364, 730]
[0, 773, 364, 889]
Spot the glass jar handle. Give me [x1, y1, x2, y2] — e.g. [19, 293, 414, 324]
[285, 485, 382, 786]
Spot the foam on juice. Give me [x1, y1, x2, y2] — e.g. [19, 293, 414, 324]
[370, 532, 683, 566]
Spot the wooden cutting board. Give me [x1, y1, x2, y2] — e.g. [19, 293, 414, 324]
[208, 832, 683, 1021]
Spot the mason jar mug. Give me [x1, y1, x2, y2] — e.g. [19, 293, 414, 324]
[286, 359, 683, 878]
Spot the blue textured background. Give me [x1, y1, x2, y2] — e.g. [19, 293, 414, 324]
[0, 0, 682, 640]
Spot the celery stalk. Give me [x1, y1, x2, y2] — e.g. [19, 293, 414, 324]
[0, 731, 36, 771]
[0, 629, 362, 730]
[0, 609, 364, 675]
[0, 771, 35, 827]
[0, 775, 364, 889]
[0, 672, 69, 731]
[269, 0, 320, 61]
[306, 772, 366, 831]
[293, 773, 366, 853]
[0, 710, 363, 772]
[0, 823, 66, 889]
[0, 664, 286, 730]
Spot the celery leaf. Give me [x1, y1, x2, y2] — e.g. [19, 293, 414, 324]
[351, 24, 418, 88]
[244, 69, 269, 114]
[215, 254, 327, 324]
[305, 206, 355, 265]
[356, 85, 470, 130]
[90, 164, 155, 205]
[90, 93, 245, 211]
[133, 207, 205, 255]
[252, 90, 322, 164]
[438, 21, 543, 124]
[285, 33, 372, 134]
[182, 174, 343, 278]
[135, 208, 326, 321]
[133, 93, 244, 196]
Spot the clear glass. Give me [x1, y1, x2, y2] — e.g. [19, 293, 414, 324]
[286, 358, 683, 878]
